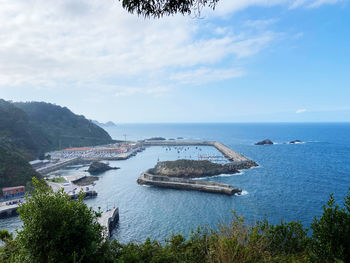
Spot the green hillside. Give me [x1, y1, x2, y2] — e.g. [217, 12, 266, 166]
[0, 146, 41, 189]
[0, 99, 50, 160]
[15, 101, 114, 155]
[0, 99, 114, 189]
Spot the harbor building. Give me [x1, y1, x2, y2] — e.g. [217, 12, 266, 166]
[2, 186, 25, 199]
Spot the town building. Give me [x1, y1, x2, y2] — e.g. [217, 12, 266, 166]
[2, 186, 25, 199]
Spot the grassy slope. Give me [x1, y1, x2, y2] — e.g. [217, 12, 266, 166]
[15, 101, 114, 153]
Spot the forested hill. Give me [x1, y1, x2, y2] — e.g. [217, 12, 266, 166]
[0, 99, 52, 160]
[15, 101, 114, 157]
[0, 147, 41, 190]
[0, 99, 114, 189]
[0, 99, 114, 160]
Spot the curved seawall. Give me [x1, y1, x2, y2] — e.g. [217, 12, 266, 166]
[142, 140, 257, 166]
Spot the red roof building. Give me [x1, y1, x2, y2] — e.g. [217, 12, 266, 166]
[2, 186, 25, 199]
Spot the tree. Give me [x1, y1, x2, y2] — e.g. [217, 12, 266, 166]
[310, 190, 350, 262]
[15, 178, 106, 263]
[119, 0, 220, 18]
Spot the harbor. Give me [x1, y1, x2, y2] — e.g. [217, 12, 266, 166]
[137, 140, 257, 195]
[1, 139, 256, 239]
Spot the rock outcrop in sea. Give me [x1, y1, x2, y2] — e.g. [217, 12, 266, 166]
[255, 139, 274, 145]
[88, 161, 119, 174]
[289, 140, 303, 144]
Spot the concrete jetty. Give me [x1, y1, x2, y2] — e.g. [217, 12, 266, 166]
[36, 157, 80, 175]
[98, 207, 119, 239]
[138, 172, 242, 195]
[0, 203, 20, 218]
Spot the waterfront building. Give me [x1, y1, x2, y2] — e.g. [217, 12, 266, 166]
[2, 186, 25, 199]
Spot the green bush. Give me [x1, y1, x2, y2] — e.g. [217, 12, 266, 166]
[310, 191, 350, 263]
[16, 178, 105, 263]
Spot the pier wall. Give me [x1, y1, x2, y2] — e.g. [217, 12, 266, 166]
[0, 204, 19, 218]
[98, 207, 119, 239]
[37, 157, 81, 175]
[138, 172, 241, 195]
[142, 141, 256, 165]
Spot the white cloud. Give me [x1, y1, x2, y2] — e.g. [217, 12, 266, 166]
[243, 19, 278, 29]
[296, 108, 307, 114]
[214, 0, 342, 14]
[114, 86, 171, 97]
[0, 0, 342, 95]
[307, 0, 342, 8]
[171, 67, 244, 85]
[289, 0, 342, 8]
[0, 0, 280, 90]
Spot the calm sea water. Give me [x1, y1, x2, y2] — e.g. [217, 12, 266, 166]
[1, 123, 350, 243]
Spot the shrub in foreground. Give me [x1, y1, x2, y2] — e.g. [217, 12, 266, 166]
[1, 179, 350, 263]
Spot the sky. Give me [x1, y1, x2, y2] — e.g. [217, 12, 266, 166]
[0, 0, 349, 123]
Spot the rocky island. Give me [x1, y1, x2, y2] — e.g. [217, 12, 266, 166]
[149, 159, 240, 178]
[72, 175, 99, 186]
[88, 161, 120, 174]
[289, 140, 303, 144]
[255, 139, 274, 145]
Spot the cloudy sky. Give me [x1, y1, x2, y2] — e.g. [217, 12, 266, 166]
[0, 0, 349, 122]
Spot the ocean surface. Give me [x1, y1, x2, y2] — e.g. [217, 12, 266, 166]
[1, 123, 350, 243]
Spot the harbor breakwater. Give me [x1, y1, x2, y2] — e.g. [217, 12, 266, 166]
[142, 141, 257, 166]
[138, 172, 241, 195]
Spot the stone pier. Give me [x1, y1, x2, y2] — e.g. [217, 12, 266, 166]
[138, 172, 241, 196]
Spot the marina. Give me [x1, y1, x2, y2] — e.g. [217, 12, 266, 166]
[143, 141, 253, 164]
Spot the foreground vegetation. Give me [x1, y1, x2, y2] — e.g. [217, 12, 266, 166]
[1, 179, 350, 263]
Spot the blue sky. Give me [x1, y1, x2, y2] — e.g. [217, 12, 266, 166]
[0, 0, 349, 122]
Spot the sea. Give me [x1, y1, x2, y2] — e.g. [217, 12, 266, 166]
[1, 123, 350, 243]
